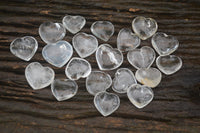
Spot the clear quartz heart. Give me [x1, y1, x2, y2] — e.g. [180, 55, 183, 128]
[132, 16, 158, 40]
[10, 36, 38, 61]
[42, 41, 73, 68]
[25, 62, 55, 90]
[51, 79, 78, 101]
[156, 55, 182, 75]
[152, 32, 179, 56]
[91, 21, 114, 41]
[62, 15, 86, 34]
[65, 57, 91, 80]
[112, 68, 137, 93]
[117, 28, 140, 52]
[96, 44, 123, 70]
[94, 91, 120, 117]
[39, 22, 66, 44]
[135, 67, 162, 88]
[127, 84, 154, 108]
[86, 71, 112, 96]
[72, 32, 98, 58]
[127, 46, 155, 70]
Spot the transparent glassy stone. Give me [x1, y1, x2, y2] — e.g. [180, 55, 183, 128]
[112, 68, 137, 93]
[127, 84, 154, 109]
[127, 46, 155, 70]
[117, 28, 140, 52]
[86, 71, 112, 96]
[65, 57, 91, 80]
[132, 16, 157, 40]
[51, 79, 78, 101]
[152, 32, 179, 56]
[91, 21, 114, 41]
[94, 91, 120, 117]
[25, 62, 55, 90]
[10, 36, 38, 61]
[62, 15, 86, 34]
[39, 22, 66, 44]
[72, 32, 98, 58]
[96, 44, 123, 70]
[156, 55, 182, 75]
[135, 67, 162, 88]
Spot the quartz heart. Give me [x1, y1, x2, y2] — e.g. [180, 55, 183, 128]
[10, 36, 38, 61]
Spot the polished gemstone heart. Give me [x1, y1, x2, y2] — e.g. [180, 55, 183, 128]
[94, 91, 120, 117]
[86, 71, 112, 96]
[42, 41, 73, 68]
[127, 84, 154, 108]
[51, 79, 78, 101]
[25, 62, 55, 90]
[132, 16, 157, 40]
[127, 46, 155, 70]
[96, 44, 123, 70]
[39, 22, 66, 44]
[117, 28, 140, 52]
[152, 32, 179, 56]
[135, 67, 162, 88]
[62, 15, 86, 34]
[112, 68, 137, 93]
[156, 55, 182, 75]
[72, 32, 98, 58]
[10, 36, 38, 61]
[91, 21, 114, 41]
[65, 57, 91, 80]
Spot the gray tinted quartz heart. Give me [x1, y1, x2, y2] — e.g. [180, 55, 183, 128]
[117, 28, 140, 52]
[86, 71, 112, 96]
[112, 68, 137, 93]
[25, 62, 55, 90]
[127, 46, 155, 69]
[39, 22, 66, 44]
[72, 32, 98, 58]
[152, 32, 179, 56]
[156, 55, 182, 75]
[10, 36, 38, 61]
[96, 44, 123, 70]
[62, 15, 86, 34]
[94, 91, 120, 117]
[42, 41, 73, 68]
[65, 57, 91, 80]
[127, 84, 153, 108]
[132, 16, 157, 40]
[91, 21, 114, 41]
[51, 79, 78, 101]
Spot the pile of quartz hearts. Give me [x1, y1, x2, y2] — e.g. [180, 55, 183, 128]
[10, 15, 182, 116]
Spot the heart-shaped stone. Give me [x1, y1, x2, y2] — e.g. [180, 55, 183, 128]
[65, 57, 91, 80]
[72, 32, 98, 58]
[62, 15, 86, 34]
[91, 21, 114, 41]
[132, 16, 158, 40]
[135, 67, 162, 88]
[86, 71, 112, 96]
[152, 32, 179, 56]
[127, 46, 155, 70]
[25, 62, 55, 90]
[96, 44, 123, 70]
[127, 84, 154, 108]
[42, 41, 73, 68]
[94, 91, 120, 117]
[117, 28, 140, 52]
[10, 36, 38, 61]
[156, 55, 182, 75]
[39, 22, 66, 44]
[112, 68, 137, 93]
[51, 79, 78, 101]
